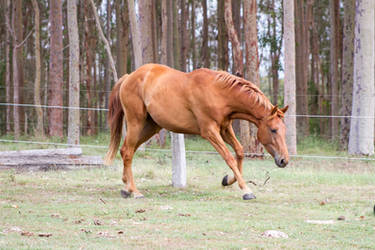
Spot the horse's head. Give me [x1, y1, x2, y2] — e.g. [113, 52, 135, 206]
[257, 105, 289, 168]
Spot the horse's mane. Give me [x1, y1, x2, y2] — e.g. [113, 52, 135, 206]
[214, 71, 273, 110]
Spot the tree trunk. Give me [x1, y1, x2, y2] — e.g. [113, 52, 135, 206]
[67, 0, 80, 146]
[12, 0, 24, 139]
[180, 0, 188, 71]
[283, 0, 297, 155]
[161, 0, 168, 66]
[190, 0, 196, 69]
[348, 0, 374, 155]
[128, 0, 142, 68]
[31, 0, 44, 137]
[225, 0, 244, 143]
[172, 0, 180, 68]
[115, 0, 129, 77]
[201, 0, 209, 68]
[340, 0, 355, 149]
[138, 0, 154, 64]
[243, 0, 263, 156]
[5, 0, 11, 133]
[90, 0, 117, 82]
[48, 0, 64, 138]
[330, 0, 340, 141]
[218, 0, 229, 71]
[224, 0, 244, 76]
[295, 0, 311, 139]
[84, 0, 95, 136]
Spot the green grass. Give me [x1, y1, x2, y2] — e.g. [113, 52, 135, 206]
[0, 134, 375, 248]
[1, 145, 375, 249]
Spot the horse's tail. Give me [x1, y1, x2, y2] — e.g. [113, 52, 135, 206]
[104, 74, 129, 165]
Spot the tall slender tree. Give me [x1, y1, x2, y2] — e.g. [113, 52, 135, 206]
[283, 0, 297, 154]
[67, 0, 80, 145]
[31, 0, 44, 137]
[11, 0, 24, 139]
[201, 0, 209, 68]
[243, 0, 263, 156]
[348, 0, 374, 155]
[4, 0, 11, 133]
[340, 0, 355, 148]
[48, 0, 64, 137]
[330, 0, 340, 140]
[295, 0, 312, 138]
[218, 0, 229, 71]
[115, 0, 129, 77]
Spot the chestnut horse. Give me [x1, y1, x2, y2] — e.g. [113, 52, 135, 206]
[105, 64, 289, 200]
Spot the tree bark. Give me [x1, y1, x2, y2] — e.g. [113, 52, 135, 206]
[128, 0, 142, 68]
[48, 0, 64, 137]
[138, 0, 154, 64]
[330, 0, 340, 141]
[190, 0, 196, 69]
[180, 0, 188, 71]
[283, 0, 297, 155]
[12, 0, 24, 139]
[31, 0, 44, 137]
[224, 0, 244, 76]
[84, 0, 95, 136]
[67, 0, 80, 145]
[201, 0, 209, 68]
[90, 0, 118, 81]
[115, 0, 129, 77]
[295, 0, 311, 139]
[218, 0, 229, 71]
[5, 0, 11, 133]
[348, 0, 374, 155]
[243, 0, 263, 156]
[340, 0, 355, 149]
[172, 0, 180, 68]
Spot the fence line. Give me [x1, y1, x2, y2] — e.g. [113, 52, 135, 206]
[1, 102, 375, 119]
[0, 138, 374, 162]
[0, 103, 108, 111]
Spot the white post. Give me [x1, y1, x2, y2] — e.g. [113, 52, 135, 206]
[171, 132, 186, 188]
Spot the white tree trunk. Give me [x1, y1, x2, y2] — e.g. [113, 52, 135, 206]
[283, 0, 297, 155]
[348, 0, 374, 155]
[128, 0, 142, 68]
[67, 0, 80, 146]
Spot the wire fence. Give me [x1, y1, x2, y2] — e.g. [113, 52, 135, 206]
[0, 102, 374, 162]
[1, 102, 375, 119]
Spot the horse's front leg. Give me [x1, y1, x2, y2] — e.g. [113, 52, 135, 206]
[201, 124, 255, 200]
[220, 124, 244, 187]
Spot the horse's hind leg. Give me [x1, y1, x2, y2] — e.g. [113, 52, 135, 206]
[120, 115, 161, 198]
[221, 123, 244, 187]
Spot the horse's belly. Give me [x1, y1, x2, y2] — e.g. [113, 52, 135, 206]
[145, 101, 200, 134]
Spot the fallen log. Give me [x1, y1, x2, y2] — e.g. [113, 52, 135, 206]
[0, 148, 104, 171]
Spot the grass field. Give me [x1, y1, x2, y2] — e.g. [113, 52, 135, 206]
[0, 135, 375, 249]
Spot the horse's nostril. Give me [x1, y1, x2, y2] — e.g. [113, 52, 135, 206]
[280, 159, 285, 165]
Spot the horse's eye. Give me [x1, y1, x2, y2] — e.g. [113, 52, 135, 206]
[271, 129, 277, 133]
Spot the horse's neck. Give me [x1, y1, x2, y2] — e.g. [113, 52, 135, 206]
[230, 92, 272, 126]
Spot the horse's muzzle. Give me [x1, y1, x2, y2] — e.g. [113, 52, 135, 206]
[275, 157, 288, 168]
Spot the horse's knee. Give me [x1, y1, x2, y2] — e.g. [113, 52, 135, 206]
[236, 146, 244, 160]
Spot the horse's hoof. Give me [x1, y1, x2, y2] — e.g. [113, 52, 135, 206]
[243, 193, 256, 200]
[120, 190, 131, 198]
[222, 175, 229, 186]
[134, 193, 145, 199]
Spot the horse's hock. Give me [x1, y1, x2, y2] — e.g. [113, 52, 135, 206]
[0, 148, 103, 171]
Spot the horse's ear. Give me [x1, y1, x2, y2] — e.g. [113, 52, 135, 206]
[271, 105, 278, 116]
[280, 105, 289, 113]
